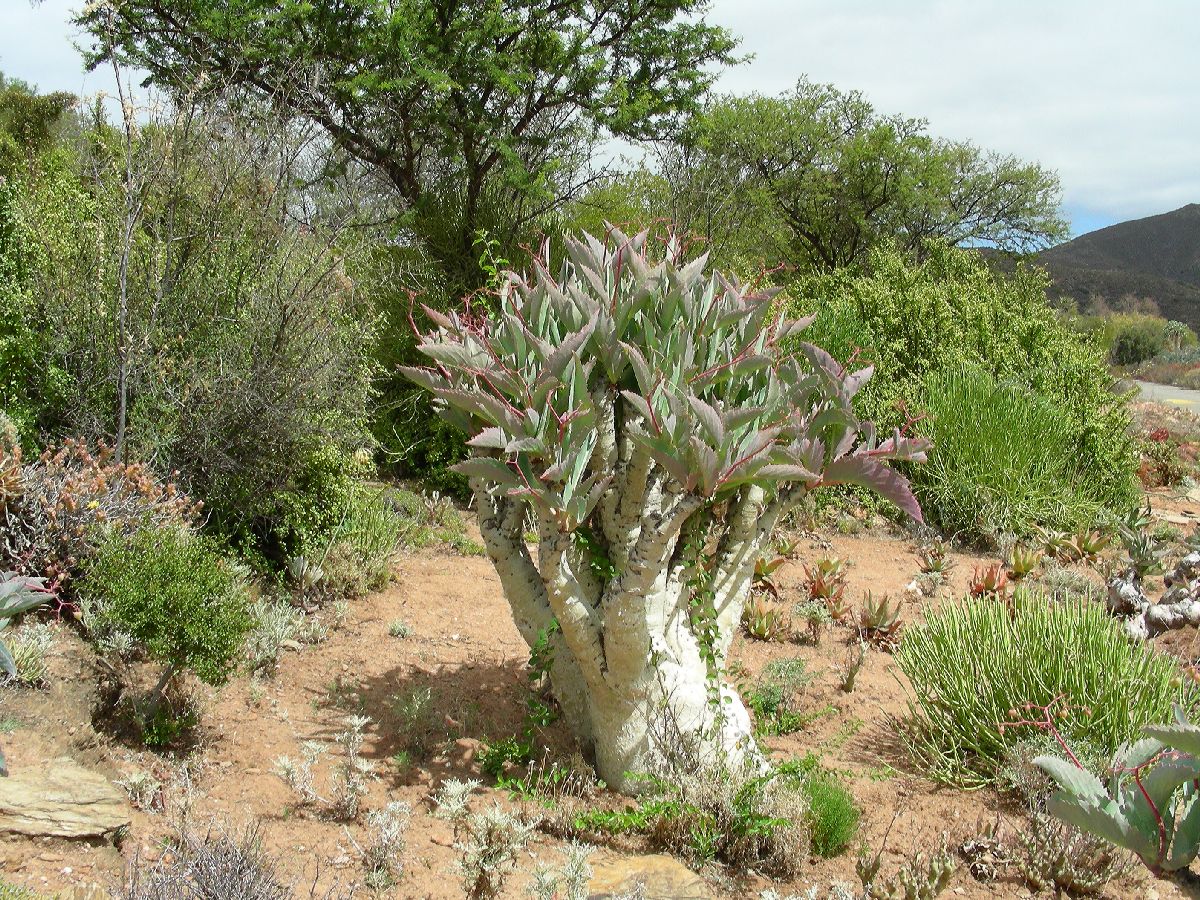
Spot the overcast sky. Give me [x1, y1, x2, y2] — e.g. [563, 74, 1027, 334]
[4, 0, 1196, 237]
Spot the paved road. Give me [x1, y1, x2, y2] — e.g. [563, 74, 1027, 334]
[1136, 380, 1200, 412]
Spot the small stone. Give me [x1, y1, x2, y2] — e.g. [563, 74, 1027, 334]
[588, 851, 710, 899]
[0, 758, 129, 839]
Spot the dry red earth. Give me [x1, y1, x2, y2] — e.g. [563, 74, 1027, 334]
[2, 489, 1200, 899]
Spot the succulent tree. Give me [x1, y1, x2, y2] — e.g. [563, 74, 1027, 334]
[403, 228, 927, 789]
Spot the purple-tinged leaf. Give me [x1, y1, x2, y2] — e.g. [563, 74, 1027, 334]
[420, 303, 458, 332]
[687, 396, 724, 446]
[620, 341, 655, 395]
[844, 365, 875, 399]
[506, 437, 547, 455]
[418, 342, 489, 371]
[544, 318, 597, 378]
[821, 457, 924, 522]
[398, 366, 449, 394]
[755, 464, 820, 483]
[453, 457, 522, 488]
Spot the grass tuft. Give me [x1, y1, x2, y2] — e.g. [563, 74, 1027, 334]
[895, 590, 1190, 787]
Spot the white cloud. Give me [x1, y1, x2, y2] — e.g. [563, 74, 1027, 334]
[705, 0, 1200, 231]
[3, 0, 1195, 233]
[0, 0, 109, 97]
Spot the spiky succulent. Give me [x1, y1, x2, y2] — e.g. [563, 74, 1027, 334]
[1037, 527, 1080, 561]
[804, 555, 850, 614]
[916, 540, 952, 577]
[0, 572, 53, 677]
[970, 563, 1009, 600]
[742, 595, 790, 642]
[1071, 529, 1111, 562]
[1007, 545, 1043, 580]
[402, 228, 927, 529]
[859, 592, 902, 647]
[753, 539, 797, 599]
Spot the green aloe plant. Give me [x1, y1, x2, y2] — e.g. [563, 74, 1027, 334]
[1035, 705, 1200, 876]
[0, 572, 52, 678]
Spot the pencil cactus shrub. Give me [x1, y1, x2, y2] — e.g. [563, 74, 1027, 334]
[402, 228, 927, 790]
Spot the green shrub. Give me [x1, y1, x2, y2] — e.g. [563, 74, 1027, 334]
[791, 757, 859, 858]
[0, 880, 47, 900]
[896, 591, 1189, 788]
[911, 367, 1116, 540]
[12, 101, 379, 563]
[80, 525, 253, 687]
[788, 245, 1139, 534]
[745, 657, 815, 737]
[1109, 315, 1167, 365]
[321, 484, 407, 594]
[572, 762, 809, 876]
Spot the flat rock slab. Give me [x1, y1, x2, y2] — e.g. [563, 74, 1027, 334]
[588, 851, 711, 899]
[0, 756, 129, 838]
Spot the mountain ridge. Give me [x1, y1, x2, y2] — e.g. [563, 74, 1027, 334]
[1030, 203, 1200, 330]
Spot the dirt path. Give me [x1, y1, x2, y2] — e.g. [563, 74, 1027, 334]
[0, 527, 1192, 898]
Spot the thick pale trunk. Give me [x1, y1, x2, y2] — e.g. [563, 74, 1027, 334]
[469, 475, 797, 793]
[584, 609, 759, 793]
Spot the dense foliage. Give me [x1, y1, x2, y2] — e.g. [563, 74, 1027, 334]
[1, 437, 200, 585]
[81, 0, 738, 296]
[80, 525, 253, 687]
[897, 592, 1190, 788]
[1, 95, 379, 560]
[914, 367, 1122, 538]
[564, 78, 1066, 275]
[788, 245, 1139, 538]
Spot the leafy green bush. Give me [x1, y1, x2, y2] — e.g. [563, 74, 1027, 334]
[572, 762, 809, 876]
[896, 591, 1189, 788]
[0, 177, 66, 439]
[788, 245, 1139, 536]
[11, 98, 378, 564]
[1109, 314, 1167, 365]
[745, 657, 815, 737]
[79, 525, 253, 688]
[912, 367, 1119, 539]
[318, 484, 408, 596]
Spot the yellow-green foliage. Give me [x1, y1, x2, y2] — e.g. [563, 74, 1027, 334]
[80, 525, 253, 686]
[897, 591, 1190, 788]
[914, 367, 1118, 539]
[787, 245, 1138, 535]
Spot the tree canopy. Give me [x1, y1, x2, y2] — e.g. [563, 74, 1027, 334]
[595, 78, 1069, 274]
[79, 0, 738, 292]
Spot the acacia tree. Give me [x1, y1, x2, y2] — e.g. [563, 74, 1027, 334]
[404, 228, 927, 789]
[77, 0, 737, 294]
[664, 79, 1068, 272]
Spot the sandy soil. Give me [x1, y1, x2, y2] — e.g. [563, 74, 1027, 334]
[2, 493, 1199, 899]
